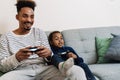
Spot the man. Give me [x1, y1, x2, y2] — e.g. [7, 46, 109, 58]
[0, 1, 87, 80]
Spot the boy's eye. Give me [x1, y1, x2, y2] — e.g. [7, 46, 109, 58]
[55, 38, 59, 40]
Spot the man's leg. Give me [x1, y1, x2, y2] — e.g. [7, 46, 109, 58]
[0, 69, 36, 80]
[0, 64, 65, 80]
[35, 65, 66, 80]
[35, 64, 87, 80]
[36, 65, 87, 80]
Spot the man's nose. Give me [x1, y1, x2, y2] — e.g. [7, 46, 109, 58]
[26, 17, 32, 22]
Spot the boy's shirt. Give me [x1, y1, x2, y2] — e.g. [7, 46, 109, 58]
[51, 46, 84, 63]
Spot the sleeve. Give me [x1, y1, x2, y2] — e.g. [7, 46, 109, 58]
[39, 29, 53, 62]
[0, 34, 20, 72]
[68, 47, 84, 63]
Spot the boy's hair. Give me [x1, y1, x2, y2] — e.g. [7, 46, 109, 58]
[15, 0, 36, 13]
[48, 31, 61, 43]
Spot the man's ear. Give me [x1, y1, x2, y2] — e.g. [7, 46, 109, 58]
[16, 14, 19, 20]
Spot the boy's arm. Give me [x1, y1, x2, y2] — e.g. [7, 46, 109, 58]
[67, 47, 84, 63]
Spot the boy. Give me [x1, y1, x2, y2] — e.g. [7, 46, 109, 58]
[48, 31, 96, 80]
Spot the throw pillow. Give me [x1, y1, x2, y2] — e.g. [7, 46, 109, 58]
[0, 71, 4, 76]
[95, 37, 112, 63]
[105, 34, 120, 61]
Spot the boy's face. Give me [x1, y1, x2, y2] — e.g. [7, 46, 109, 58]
[51, 33, 64, 48]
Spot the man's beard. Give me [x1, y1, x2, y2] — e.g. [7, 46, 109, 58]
[24, 27, 31, 31]
[23, 22, 33, 31]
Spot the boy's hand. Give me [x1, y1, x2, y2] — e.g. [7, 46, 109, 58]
[67, 52, 77, 59]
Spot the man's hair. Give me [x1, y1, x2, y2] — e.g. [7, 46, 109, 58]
[15, 0, 36, 13]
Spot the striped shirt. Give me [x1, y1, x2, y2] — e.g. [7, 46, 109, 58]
[0, 27, 51, 72]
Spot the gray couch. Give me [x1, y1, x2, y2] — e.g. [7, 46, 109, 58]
[0, 26, 120, 80]
[60, 26, 120, 80]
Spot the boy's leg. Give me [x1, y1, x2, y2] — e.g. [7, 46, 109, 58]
[59, 58, 74, 75]
[51, 55, 74, 75]
[66, 65, 87, 80]
[78, 63, 96, 80]
[75, 57, 96, 80]
[51, 54, 64, 68]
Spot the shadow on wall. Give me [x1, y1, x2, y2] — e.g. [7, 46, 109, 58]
[0, 22, 9, 34]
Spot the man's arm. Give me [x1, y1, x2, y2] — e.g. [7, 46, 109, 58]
[37, 29, 53, 61]
[0, 35, 20, 72]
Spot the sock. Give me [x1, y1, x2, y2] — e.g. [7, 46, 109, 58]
[58, 58, 74, 75]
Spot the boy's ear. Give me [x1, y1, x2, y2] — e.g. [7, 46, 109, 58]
[49, 41, 53, 45]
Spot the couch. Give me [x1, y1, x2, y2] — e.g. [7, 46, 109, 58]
[60, 26, 120, 80]
[0, 26, 120, 80]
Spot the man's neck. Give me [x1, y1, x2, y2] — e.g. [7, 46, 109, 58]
[13, 28, 30, 35]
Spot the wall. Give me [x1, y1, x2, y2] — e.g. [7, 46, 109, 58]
[0, 0, 120, 34]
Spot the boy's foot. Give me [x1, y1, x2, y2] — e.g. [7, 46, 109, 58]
[59, 58, 74, 75]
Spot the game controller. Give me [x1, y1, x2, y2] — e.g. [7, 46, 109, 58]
[29, 47, 38, 52]
[59, 50, 70, 55]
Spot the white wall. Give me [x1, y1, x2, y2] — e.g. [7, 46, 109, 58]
[0, 0, 120, 34]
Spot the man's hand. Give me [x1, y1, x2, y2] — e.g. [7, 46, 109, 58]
[35, 46, 52, 58]
[15, 47, 32, 62]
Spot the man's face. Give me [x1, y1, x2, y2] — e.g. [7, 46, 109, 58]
[51, 33, 64, 48]
[16, 7, 34, 31]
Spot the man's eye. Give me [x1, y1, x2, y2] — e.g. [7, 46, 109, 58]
[23, 15, 28, 18]
[31, 15, 34, 19]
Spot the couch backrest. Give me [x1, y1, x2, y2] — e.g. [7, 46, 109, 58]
[62, 26, 120, 64]
[1, 27, 120, 64]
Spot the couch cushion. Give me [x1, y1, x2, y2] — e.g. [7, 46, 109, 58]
[89, 64, 120, 80]
[95, 37, 112, 63]
[106, 34, 120, 61]
[62, 26, 120, 64]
